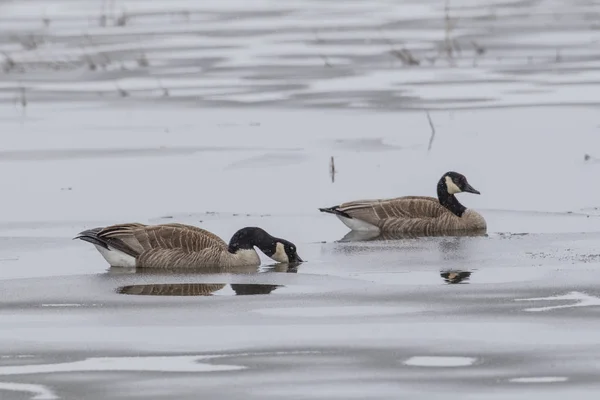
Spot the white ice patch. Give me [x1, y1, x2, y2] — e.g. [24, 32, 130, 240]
[509, 376, 568, 383]
[445, 176, 462, 195]
[515, 291, 600, 312]
[404, 356, 476, 367]
[0, 356, 244, 376]
[41, 304, 101, 308]
[337, 215, 380, 232]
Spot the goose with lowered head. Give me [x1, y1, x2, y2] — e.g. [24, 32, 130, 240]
[74, 223, 303, 268]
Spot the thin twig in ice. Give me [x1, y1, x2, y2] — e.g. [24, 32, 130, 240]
[426, 111, 436, 152]
[330, 156, 336, 183]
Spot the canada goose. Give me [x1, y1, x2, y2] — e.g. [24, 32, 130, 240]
[319, 171, 486, 235]
[74, 223, 303, 268]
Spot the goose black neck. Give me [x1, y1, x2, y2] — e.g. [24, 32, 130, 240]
[228, 227, 273, 254]
[437, 178, 466, 217]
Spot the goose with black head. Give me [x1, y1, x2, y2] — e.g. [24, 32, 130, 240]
[319, 171, 486, 235]
[74, 223, 303, 268]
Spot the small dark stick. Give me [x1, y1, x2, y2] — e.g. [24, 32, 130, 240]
[330, 156, 336, 183]
[426, 111, 436, 152]
[444, 0, 454, 60]
[19, 86, 27, 109]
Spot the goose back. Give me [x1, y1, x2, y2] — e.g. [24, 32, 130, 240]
[336, 196, 486, 234]
[95, 223, 259, 268]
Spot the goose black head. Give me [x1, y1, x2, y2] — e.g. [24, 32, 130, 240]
[440, 171, 480, 196]
[228, 227, 304, 264]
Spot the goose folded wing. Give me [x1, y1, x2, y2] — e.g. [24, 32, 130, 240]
[338, 196, 448, 225]
[97, 223, 228, 257]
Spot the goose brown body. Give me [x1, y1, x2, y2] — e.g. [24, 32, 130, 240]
[319, 172, 486, 235]
[330, 196, 486, 235]
[75, 223, 303, 269]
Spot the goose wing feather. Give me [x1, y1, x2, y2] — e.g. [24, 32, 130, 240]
[337, 196, 447, 223]
[96, 223, 229, 267]
[336, 196, 480, 234]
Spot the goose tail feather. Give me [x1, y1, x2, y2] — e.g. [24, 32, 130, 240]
[319, 206, 352, 219]
[73, 228, 109, 249]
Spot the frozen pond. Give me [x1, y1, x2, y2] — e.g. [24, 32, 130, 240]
[2, 0, 600, 399]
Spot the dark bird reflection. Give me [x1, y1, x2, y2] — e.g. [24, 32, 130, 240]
[107, 262, 298, 276]
[263, 262, 302, 273]
[117, 282, 283, 296]
[230, 283, 281, 295]
[113, 262, 297, 297]
[339, 229, 487, 242]
[118, 283, 227, 296]
[440, 269, 472, 284]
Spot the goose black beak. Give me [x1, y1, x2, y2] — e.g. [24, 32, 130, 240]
[291, 254, 304, 263]
[462, 183, 480, 195]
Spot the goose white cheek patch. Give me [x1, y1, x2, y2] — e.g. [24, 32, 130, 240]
[271, 242, 289, 263]
[445, 176, 462, 195]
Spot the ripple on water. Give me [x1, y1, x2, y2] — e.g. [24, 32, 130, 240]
[252, 305, 422, 317]
[403, 356, 477, 367]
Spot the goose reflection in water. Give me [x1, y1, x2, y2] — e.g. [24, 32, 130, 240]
[114, 262, 297, 297]
[339, 229, 487, 242]
[117, 282, 282, 296]
[329, 230, 486, 260]
[440, 270, 472, 284]
[107, 262, 299, 276]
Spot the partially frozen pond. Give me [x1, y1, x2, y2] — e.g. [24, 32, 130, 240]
[2, 0, 600, 399]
